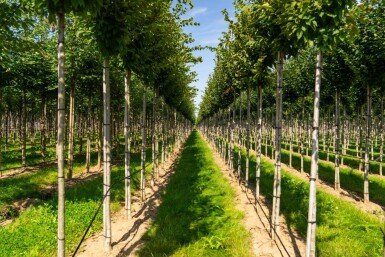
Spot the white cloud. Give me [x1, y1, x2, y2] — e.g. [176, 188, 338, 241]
[190, 7, 208, 17]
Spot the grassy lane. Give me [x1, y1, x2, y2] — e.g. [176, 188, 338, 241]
[233, 146, 383, 256]
[0, 150, 152, 257]
[139, 131, 252, 257]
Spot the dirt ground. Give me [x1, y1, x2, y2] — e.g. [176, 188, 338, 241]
[76, 146, 182, 257]
[209, 141, 306, 257]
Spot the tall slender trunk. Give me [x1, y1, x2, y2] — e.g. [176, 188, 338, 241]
[124, 68, 132, 218]
[306, 51, 323, 257]
[41, 94, 47, 161]
[151, 87, 156, 187]
[364, 84, 371, 203]
[5, 106, 9, 152]
[141, 86, 147, 202]
[289, 108, 293, 168]
[238, 92, 242, 179]
[335, 90, 340, 191]
[272, 51, 284, 239]
[103, 58, 112, 250]
[154, 87, 159, 181]
[98, 99, 102, 169]
[256, 83, 262, 200]
[0, 88, 2, 176]
[380, 96, 383, 176]
[57, 12, 66, 257]
[22, 84, 26, 168]
[231, 96, 235, 171]
[246, 85, 250, 183]
[86, 94, 91, 172]
[68, 79, 75, 179]
[301, 100, 305, 173]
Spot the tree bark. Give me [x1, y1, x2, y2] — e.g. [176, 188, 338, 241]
[380, 95, 384, 176]
[103, 58, 112, 250]
[306, 51, 323, 257]
[68, 78, 75, 180]
[246, 85, 250, 183]
[141, 85, 147, 202]
[41, 94, 47, 162]
[57, 11, 66, 257]
[124, 68, 132, 218]
[22, 83, 26, 168]
[272, 51, 284, 239]
[364, 84, 371, 203]
[335, 90, 340, 191]
[0, 88, 2, 176]
[256, 83, 262, 200]
[86, 94, 91, 172]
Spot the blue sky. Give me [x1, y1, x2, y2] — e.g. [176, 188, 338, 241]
[182, 1, 235, 113]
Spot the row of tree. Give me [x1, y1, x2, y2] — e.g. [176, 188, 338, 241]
[1, 0, 198, 255]
[198, 0, 384, 256]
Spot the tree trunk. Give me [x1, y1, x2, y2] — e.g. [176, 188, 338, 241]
[41, 94, 47, 162]
[0, 88, 2, 176]
[124, 68, 132, 218]
[86, 94, 91, 172]
[68, 79, 75, 180]
[141, 86, 147, 202]
[151, 87, 156, 187]
[98, 99, 102, 169]
[103, 58, 112, 250]
[238, 92, 242, 179]
[306, 51, 322, 257]
[154, 87, 159, 181]
[364, 84, 371, 203]
[272, 51, 284, 239]
[57, 12, 66, 257]
[380, 95, 384, 176]
[289, 108, 293, 168]
[301, 100, 305, 173]
[246, 85, 250, 183]
[335, 90, 340, 191]
[256, 83, 262, 200]
[22, 84, 26, 168]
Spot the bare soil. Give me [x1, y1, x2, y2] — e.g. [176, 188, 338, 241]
[0, 160, 57, 180]
[76, 146, 182, 257]
[209, 141, 306, 257]
[0, 165, 102, 227]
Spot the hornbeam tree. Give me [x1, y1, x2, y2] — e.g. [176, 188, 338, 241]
[93, 0, 129, 249]
[26, 0, 103, 256]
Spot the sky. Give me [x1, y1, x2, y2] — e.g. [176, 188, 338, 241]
[181, 1, 235, 114]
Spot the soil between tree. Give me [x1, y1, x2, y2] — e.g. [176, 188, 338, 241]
[76, 146, 182, 257]
[207, 139, 306, 257]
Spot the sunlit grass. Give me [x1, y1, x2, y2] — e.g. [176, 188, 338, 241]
[139, 131, 253, 257]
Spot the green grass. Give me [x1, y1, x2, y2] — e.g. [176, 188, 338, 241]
[259, 144, 385, 207]
[0, 152, 98, 213]
[276, 140, 385, 175]
[0, 149, 153, 257]
[233, 145, 383, 257]
[139, 131, 252, 257]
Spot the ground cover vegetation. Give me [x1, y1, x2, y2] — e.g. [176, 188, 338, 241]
[139, 131, 253, 257]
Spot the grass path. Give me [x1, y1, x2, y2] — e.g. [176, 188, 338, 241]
[138, 130, 253, 257]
